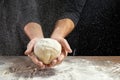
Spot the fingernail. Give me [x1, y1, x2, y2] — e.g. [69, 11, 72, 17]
[69, 49, 72, 53]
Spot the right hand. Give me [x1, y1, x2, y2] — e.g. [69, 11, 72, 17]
[47, 37, 72, 67]
[25, 38, 46, 69]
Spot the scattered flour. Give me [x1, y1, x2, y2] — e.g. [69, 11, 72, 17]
[0, 57, 120, 80]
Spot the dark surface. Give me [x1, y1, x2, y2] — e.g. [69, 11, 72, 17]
[0, 0, 120, 55]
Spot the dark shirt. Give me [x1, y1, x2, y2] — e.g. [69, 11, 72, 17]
[0, 0, 65, 56]
[0, 0, 119, 56]
[60, 0, 120, 55]
[0, 0, 39, 55]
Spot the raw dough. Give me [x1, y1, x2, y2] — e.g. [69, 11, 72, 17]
[34, 38, 61, 64]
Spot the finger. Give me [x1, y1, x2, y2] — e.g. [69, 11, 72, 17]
[51, 59, 57, 66]
[39, 65, 46, 69]
[57, 53, 65, 62]
[51, 51, 67, 66]
[25, 41, 35, 55]
[47, 59, 57, 67]
[28, 54, 41, 65]
[47, 53, 65, 67]
[28, 53, 45, 68]
[52, 59, 57, 65]
[59, 39, 72, 53]
[62, 49, 68, 56]
[37, 61, 46, 69]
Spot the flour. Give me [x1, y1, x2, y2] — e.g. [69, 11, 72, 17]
[0, 57, 120, 80]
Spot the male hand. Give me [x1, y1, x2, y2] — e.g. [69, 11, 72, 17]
[47, 37, 72, 67]
[25, 38, 46, 69]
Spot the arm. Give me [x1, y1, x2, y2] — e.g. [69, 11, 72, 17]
[20, 0, 46, 69]
[51, 18, 75, 38]
[49, 19, 74, 67]
[24, 22, 44, 54]
[51, 18, 74, 53]
[59, 0, 86, 25]
[51, 0, 86, 54]
[24, 22, 44, 40]
[48, 0, 86, 67]
[24, 22, 46, 69]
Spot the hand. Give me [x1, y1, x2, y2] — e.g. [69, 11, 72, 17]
[25, 38, 46, 69]
[47, 37, 72, 67]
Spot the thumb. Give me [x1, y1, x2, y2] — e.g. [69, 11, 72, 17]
[59, 39, 72, 53]
[25, 41, 35, 55]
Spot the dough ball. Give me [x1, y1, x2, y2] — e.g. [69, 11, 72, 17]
[34, 38, 61, 64]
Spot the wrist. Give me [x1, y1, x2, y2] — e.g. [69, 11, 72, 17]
[51, 34, 64, 39]
[31, 37, 44, 42]
[24, 22, 44, 40]
[32, 37, 44, 40]
[50, 36, 64, 43]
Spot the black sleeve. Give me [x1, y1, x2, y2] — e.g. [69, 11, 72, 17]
[19, 0, 40, 26]
[59, 0, 86, 25]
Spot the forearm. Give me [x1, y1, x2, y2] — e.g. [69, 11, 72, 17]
[51, 18, 75, 38]
[24, 22, 44, 40]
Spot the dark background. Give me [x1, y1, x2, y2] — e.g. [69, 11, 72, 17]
[35, 0, 65, 37]
[35, 0, 120, 55]
[0, 0, 119, 56]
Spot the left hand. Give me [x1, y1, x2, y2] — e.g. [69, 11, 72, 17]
[47, 37, 72, 67]
[25, 38, 46, 69]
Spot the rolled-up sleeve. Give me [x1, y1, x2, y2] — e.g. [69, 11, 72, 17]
[59, 0, 86, 25]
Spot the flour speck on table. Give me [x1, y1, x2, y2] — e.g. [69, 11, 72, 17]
[0, 57, 120, 80]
